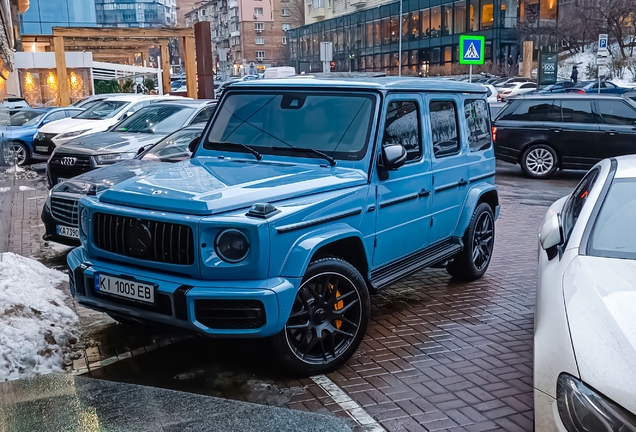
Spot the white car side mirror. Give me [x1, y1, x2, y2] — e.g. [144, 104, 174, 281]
[539, 211, 564, 260]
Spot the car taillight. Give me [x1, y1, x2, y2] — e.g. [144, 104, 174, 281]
[576, 90, 585, 94]
[492, 126, 497, 143]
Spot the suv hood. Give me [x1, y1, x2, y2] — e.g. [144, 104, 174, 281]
[55, 132, 164, 156]
[98, 157, 367, 216]
[563, 255, 636, 414]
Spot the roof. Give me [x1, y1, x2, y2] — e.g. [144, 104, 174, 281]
[152, 99, 216, 107]
[104, 94, 190, 102]
[510, 93, 629, 100]
[615, 156, 636, 179]
[231, 77, 487, 93]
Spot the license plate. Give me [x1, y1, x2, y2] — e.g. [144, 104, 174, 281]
[35, 146, 49, 153]
[94, 273, 155, 304]
[57, 178, 68, 184]
[56, 225, 79, 238]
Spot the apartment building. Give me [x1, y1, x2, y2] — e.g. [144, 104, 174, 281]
[95, 0, 178, 28]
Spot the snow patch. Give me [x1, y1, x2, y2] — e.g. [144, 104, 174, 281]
[18, 185, 35, 191]
[0, 253, 78, 381]
[0, 187, 10, 193]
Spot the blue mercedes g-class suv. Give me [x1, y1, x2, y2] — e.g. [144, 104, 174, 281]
[68, 78, 499, 375]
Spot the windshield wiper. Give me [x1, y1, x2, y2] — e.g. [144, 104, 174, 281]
[209, 141, 262, 161]
[272, 146, 336, 167]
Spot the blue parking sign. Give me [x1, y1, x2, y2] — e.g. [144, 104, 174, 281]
[459, 35, 485, 65]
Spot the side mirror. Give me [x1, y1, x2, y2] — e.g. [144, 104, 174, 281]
[539, 210, 564, 260]
[188, 137, 200, 153]
[380, 144, 407, 171]
[136, 146, 146, 155]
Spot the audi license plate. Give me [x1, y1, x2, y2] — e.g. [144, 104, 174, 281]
[94, 273, 155, 304]
[35, 146, 48, 153]
[56, 225, 79, 239]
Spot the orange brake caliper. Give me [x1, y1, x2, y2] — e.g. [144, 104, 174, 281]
[331, 283, 344, 329]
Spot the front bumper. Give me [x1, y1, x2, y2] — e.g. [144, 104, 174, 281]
[534, 389, 567, 432]
[41, 202, 81, 246]
[32, 152, 50, 161]
[67, 247, 300, 337]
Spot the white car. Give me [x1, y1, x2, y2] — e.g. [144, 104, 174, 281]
[37, 94, 187, 148]
[483, 84, 498, 104]
[535, 155, 636, 431]
[497, 82, 538, 101]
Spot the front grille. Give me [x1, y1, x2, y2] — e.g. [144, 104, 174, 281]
[194, 300, 266, 329]
[32, 133, 57, 155]
[93, 213, 194, 265]
[48, 154, 92, 183]
[50, 196, 79, 226]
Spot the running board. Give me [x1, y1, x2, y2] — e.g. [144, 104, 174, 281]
[370, 239, 463, 290]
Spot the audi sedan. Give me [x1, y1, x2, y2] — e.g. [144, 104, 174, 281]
[535, 155, 636, 430]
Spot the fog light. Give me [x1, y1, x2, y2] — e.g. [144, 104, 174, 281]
[214, 229, 249, 263]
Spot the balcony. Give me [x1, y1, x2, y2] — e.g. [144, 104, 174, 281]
[349, 0, 366, 6]
[310, 7, 325, 18]
[228, 0, 238, 8]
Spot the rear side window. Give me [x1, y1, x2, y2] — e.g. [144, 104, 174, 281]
[191, 106, 216, 124]
[499, 100, 555, 121]
[562, 100, 595, 123]
[561, 168, 599, 245]
[382, 101, 421, 162]
[430, 100, 460, 158]
[597, 100, 636, 125]
[464, 99, 491, 152]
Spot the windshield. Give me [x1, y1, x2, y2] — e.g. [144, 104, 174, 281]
[9, 110, 45, 126]
[205, 91, 375, 161]
[589, 179, 636, 259]
[141, 129, 203, 162]
[75, 100, 128, 120]
[113, 106, 194, 134]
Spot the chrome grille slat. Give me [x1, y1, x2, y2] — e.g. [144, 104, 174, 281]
[93, 213, 194, 265]
[50, 196, 79, 226]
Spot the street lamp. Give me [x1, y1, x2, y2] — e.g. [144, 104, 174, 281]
[398, 0, 403, 77]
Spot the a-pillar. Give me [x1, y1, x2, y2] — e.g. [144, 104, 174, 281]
[53, 36, 70, 106]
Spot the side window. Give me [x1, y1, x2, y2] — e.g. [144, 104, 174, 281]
[430, 100, 460, 158]
[605, 82, 617, 89]
[499, 100, 554, 122]
[464, 99, 491, 152]
[44, 111, 67, 123]
[598, 100, 636, 125]
[561, 100, 595, 123]
[382, 100, 421, 162]
[190, 106, 215, 124]
[521, 83, 537, 89]
[561, 169, 599, 244]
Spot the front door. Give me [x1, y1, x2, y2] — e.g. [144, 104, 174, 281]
[557, 99, 603, 168]
[595, 99, 636, 159]
[373, 95, 433, 267]
[426, 95, 470, 245]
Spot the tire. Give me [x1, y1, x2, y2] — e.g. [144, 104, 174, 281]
[6, 142, 29, 166]
[520, 144, 558, 179]
[272, 257, 370, 376]
[446, 202, 495, 281]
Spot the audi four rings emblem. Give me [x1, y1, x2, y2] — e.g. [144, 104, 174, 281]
[60, 157, 77, 166]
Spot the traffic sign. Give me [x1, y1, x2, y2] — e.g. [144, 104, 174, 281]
[459, 35, 485, 65]
[598, 34, 609, 55]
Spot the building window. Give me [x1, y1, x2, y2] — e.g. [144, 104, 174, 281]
[282, 8, 290, 16]
[255, 22, 264, 31]
[256, 51, 265, 61]
[282, 36, 287, 44]
[254, 7, 263, 15]
[282, 22, 291, 31]
[256, 36, 264, 44]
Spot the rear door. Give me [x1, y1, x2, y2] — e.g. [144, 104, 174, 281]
[595, 99, 636, 158]
[494, 99, 552, 162]
[557, 98, 602, 168]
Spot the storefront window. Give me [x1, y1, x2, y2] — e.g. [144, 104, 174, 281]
[442, 5, 453, 36]
[444, 46, 452, 63]
[383, 53, 390, 67]
[454, 1, 466, 33]
[421, 9, 430, 38]
[481, 0, 494, 29]
[390, 16, 399, 43]
[410, 12, 420, 40]
[382, 17, 391, 44]
[470, 0, 480, 31]
[432, 47, 441, 64]
[540, 0, 557, 23]
[402, 12, 409, 41]
[431, 6, 441, 37]
[409, 50, 418, 65]
[366, 22, 374, 47]
[374, 54, 382, 71]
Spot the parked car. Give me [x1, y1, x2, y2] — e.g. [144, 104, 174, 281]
[483, 84, 498, 104]
[493, 94, 636, 178]
[535, 81, 576, 94]
[4, 107, 83, 165]
[66, 78, 499, 375]
[494, 77, 533, 88]
[0, 97, 30, 115]
[36, 94, 188, 149]
[42, 125, 204, 245]
[535, 155, 636, 431]
[45, 99, 216, 187]
[497, 82, 539, 101]
[565, 80, 628, 94]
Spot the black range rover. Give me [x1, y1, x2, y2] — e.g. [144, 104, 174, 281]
[493, 94, 636, 178]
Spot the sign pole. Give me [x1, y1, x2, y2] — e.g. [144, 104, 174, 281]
[398, 0, 403, 77]
[469, 65, 472, 83]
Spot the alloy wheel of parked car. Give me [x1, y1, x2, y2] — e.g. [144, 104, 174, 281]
[8, 142, 28, 166]
[273, 258, 370, 375]
[447, 203, 495, 281]
[521, 145, 558, 179]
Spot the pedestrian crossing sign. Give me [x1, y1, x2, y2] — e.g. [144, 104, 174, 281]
[459, 35, 485, 65]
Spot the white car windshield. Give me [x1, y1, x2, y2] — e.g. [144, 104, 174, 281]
[589, 179, 636, 259]
[75, 100, 128, 120]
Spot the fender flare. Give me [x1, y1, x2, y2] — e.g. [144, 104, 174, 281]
[453, 184, 499, 238]
[279, 223, 368, 279]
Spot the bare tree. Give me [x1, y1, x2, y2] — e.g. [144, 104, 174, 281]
[577, 0, 636, 59]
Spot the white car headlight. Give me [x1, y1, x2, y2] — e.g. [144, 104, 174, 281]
[93, 153, 136, 165]
[57, 129, 91, 140]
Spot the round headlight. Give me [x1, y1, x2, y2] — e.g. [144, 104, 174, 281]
[80, 208, 90, 237]
[215, 229, 249, 263]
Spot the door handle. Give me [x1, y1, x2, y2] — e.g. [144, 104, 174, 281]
[606, 130, 617, 135]
[458, 179, 468, 186]
[418, 188, 430, 197]
[550, 128, 562, 132]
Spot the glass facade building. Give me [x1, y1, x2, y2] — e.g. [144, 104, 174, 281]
[287, 0, 545, 75]
[20, 0, 97, 34]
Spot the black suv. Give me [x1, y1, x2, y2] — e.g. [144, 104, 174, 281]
[493, 94, 636, 178]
